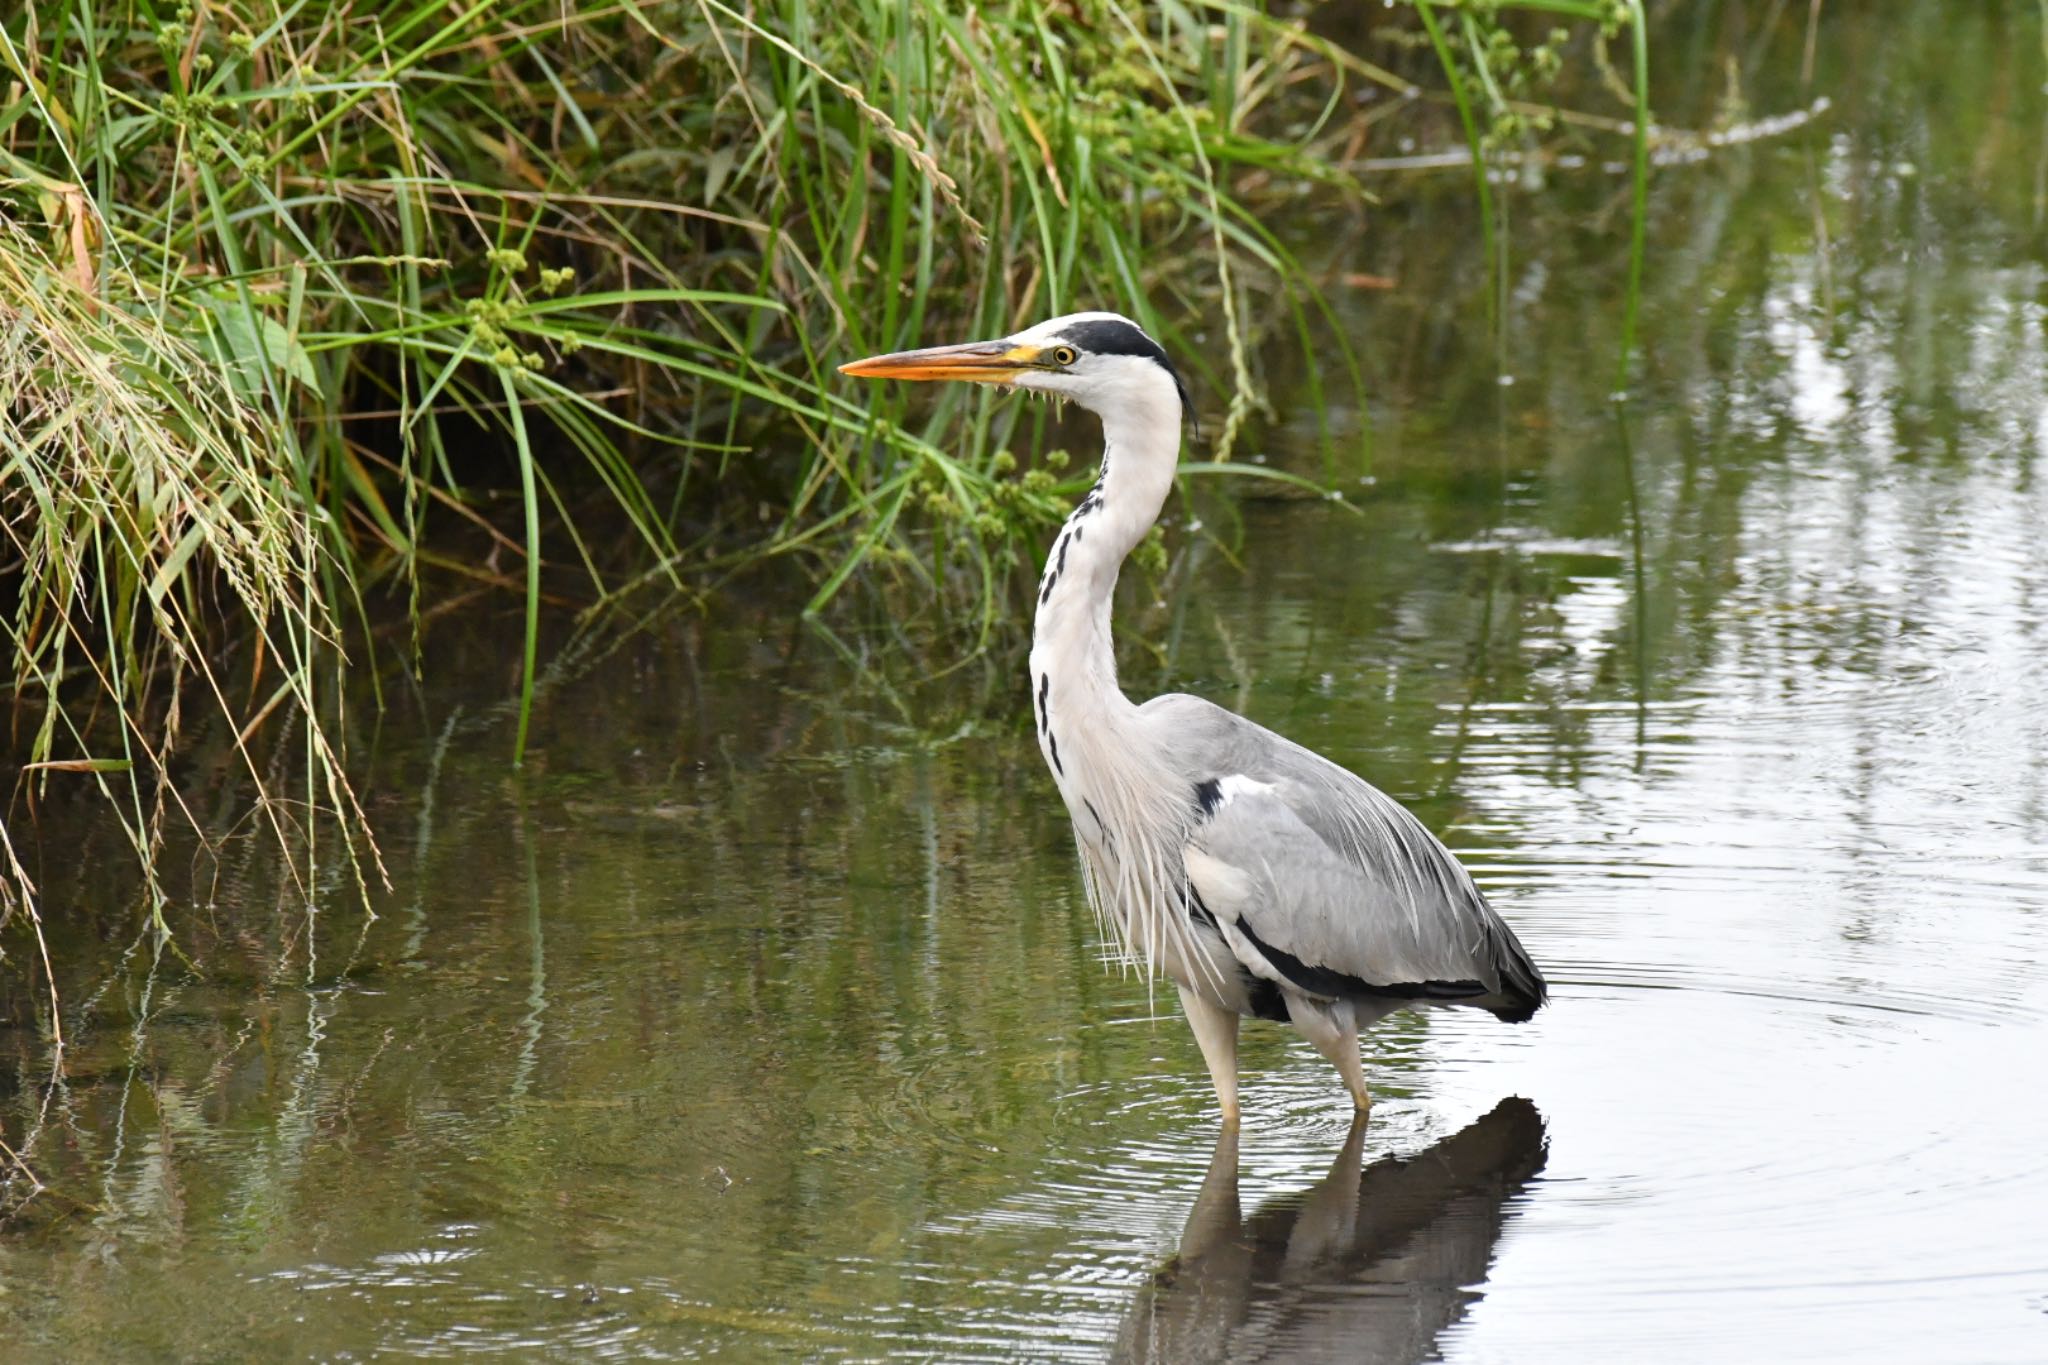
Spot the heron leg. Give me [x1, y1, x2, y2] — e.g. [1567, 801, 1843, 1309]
[1177, 985, 1241, 1123]
[1284, 995, 1370, 1113]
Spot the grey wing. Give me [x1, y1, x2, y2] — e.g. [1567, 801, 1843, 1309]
[1140, 694, 1546, 1021]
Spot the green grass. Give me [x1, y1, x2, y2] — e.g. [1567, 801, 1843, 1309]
[0, 208, 372, 1030]
[0, 0, 1657, 1010]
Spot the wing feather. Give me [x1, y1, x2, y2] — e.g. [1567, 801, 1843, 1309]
[1142, 693, 1546, 1021]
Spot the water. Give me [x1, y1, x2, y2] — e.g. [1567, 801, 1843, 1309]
[7, 6, 2048, 1359]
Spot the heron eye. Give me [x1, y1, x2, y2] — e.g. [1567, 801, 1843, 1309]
[1051, 346, 1078, 367]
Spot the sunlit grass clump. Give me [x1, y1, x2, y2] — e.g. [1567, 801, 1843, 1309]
[0, 213, 372, 1009]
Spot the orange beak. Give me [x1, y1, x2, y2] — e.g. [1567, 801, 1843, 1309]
[838, 339, 1042, 384]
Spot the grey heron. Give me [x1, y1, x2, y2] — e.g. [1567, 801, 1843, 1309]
[842, 312, 1546, 1121]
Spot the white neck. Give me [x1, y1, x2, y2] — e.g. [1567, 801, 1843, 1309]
[1027, 385, 1180, 741]
[1026, 372, 1207, 985]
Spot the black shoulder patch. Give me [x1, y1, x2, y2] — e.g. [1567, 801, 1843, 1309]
[1193, 778, 1223, 817]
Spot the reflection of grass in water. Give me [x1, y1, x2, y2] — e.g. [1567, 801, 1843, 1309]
[1408, 0, 1652, 381]
[1407, 0, 1653, 732]
[1406, 1, 1653, 728]
[1614, 0, 1652, 393]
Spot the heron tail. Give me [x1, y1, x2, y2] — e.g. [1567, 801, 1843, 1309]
[1482, 914, 1548, 1024]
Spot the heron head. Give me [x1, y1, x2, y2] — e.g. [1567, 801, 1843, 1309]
[840, 311, 1190, 426]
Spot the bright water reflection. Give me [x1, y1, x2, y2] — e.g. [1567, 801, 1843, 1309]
[7, 4, 2048, 1360]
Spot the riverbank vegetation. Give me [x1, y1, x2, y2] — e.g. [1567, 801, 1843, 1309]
[0, 0, 1653, 998]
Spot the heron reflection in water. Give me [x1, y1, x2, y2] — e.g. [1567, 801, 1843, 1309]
[1115, 1098, 1548, 1364]
[844, 315, 1547, 1120]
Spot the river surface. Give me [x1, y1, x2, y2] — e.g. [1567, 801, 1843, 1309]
[7, 6, 2048, 1361]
